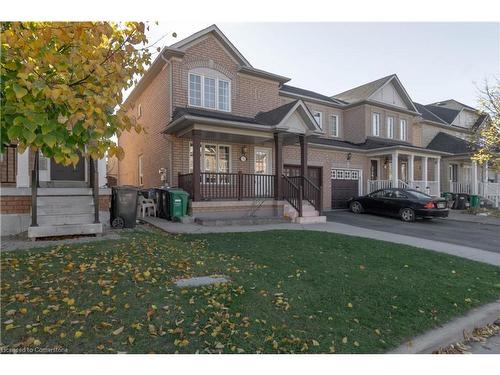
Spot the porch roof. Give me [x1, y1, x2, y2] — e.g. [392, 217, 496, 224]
[164, 100, 324, 138]
[312, 136, 450, 156]
[426, 132, 474, 155]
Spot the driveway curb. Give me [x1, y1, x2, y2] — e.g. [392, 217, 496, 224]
[389, 299, 500, 354]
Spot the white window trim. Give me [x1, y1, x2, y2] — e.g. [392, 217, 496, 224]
[138, 154, 144, 187]
[331, 115, 340, 137]
[137, 104, 142, 119]
[313, 111, 323, 130]
[188, 73, 231, 112]
[372, 113, 380, 136]
[400, 119, 407, 141]
[387, 116, 394, 139]
[189, 142, 233, 183]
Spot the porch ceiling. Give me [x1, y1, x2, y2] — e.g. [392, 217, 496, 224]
[178, 126, 273, 144]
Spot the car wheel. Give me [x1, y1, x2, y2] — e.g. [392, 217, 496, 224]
[400, 208, 415, 222]
[350, 201, 364, 214]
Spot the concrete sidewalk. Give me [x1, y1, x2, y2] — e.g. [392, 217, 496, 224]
[142, 217, 500, 267]
[390, 300, 500, 354]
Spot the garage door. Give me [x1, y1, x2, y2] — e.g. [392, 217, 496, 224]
[331, 169, 360, 209]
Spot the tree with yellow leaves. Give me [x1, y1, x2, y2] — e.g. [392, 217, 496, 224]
[471, 78, 500, 171]
[1, 22, 152, 165]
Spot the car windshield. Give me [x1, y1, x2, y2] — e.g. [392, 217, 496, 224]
[407, 190, 432, 200]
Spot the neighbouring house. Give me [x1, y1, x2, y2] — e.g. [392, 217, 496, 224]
[0, 147, 110, 237]
[106, 155, 118, 187]
[117, 24, 499, 223]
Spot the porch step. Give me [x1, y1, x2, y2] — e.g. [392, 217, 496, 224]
[294, 215, 327, 224]
[37, 213, 95, 226]
[37, 195, 96, 226]
[28, 223, 103, 239]
[195, 216, 290, 227]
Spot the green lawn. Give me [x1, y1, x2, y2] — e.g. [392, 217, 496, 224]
[1, 228, 499, 353]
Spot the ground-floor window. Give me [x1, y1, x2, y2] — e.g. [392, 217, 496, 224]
[189, 143, 232, 178]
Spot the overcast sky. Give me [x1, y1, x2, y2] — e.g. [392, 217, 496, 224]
[144, 22, 499, 107]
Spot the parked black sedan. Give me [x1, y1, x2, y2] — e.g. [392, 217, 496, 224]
[348, 188, 449, 222]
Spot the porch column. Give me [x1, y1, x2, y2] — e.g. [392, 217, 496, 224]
[274, 132, 283, 200]
[299, 135, 308, 180]
[408, 154, 414, 187]
[472, 160, 478, 194]
[435, 157, 441, 196]
[483, 162, 489, 183]
[422, 156, 428, 193]
[16, 149, 30, 187]
[192, 129, 201, 201]
[391, 151, 398, 188]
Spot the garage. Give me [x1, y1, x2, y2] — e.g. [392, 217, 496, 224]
[331, 169, 360, 209]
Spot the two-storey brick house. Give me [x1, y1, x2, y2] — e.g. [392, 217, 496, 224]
[116, 24, 497, 222]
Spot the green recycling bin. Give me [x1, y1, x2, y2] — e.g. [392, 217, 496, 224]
[469, 194, 480, 208]
[168, 189, 189, 221]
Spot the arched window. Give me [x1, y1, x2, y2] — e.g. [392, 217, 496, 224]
[188, 68, 231, 112]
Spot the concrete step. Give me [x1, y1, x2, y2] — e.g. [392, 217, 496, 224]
[37, 203, 94, 215]
[38, 213, 95, 226]
[37, 195, 94, 207]
[37, 188, 93, 196]
[28, 223, 103, 239]
[195, 216, 290, 227]
[294, 216, 327, 224]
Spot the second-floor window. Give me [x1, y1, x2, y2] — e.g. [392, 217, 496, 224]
[313, 111, 323, 129]
[400, 119, 408, 141]
[331, 115, 339, 137]
[189, 73, 230, 112]
[387, 116, 394, 139]
[372, 113, 380, 136]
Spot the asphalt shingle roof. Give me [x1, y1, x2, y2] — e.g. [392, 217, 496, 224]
[171, 101, 303, 127]
[424, 105, 460, 124]
[280, 85, 346, 105]
[311, 136, 420, 150]
[171, 107, 259, 124]
[331, 74, 394, 104]
[413, 102, 448, 124]
[426, 132, 473, 154]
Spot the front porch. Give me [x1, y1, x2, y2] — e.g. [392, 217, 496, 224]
[0, 145, 110, 237]
[444, 157, 499, 207]
[166, 101, 326, 222]
[366, 150, 441, 197]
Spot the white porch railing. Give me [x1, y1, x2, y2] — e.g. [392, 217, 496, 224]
[367, 179, 440, 196]
[367, 179, 392, 193]
[449, 181, 472, 194]
[409, 180, 439, 196]
[479, 182, 500, 208]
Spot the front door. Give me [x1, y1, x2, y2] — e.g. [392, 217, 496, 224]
[50, 156, 85, 181]
[283, 164, 322, 187]
[400, 161, 408, 183]
[254, 148, 272, 196]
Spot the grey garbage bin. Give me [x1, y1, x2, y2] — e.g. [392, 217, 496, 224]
[110, 186, 138, 228]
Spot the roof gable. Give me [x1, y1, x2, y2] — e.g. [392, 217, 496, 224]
[170, 24, 252, 67]
[332, 75, 393, 104]
[332, 74, 418, 112]
[255, 100, 323, 135]
[369, 77, 417, 111]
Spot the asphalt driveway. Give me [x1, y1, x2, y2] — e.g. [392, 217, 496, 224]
[326, 210, 500, 254]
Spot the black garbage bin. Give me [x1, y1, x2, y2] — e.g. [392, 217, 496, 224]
[455, 193, 469, 210]
[154, 187, 171, 219]
[110, 186, 138, 228]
